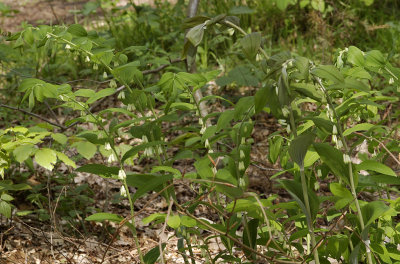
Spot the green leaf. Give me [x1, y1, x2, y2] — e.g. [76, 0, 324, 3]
[85, 212, 123, 222]
[51, 133, 68, 145]
[344, 67, 372, 80]
[167, 214, 181, 229]
[0, 201, 11, 218]
[35, 148, 57, 171]
[112, 61, 143, 85]
[67, 24, 87, 37]
[234, 96, 254, 119]
[275, 0, 296, 11]
[365, 50, 385, 68]
[240, 32, 261, 61]
[87, 88, 116, 104]
[269, 136, 283, 164]
[347, 46, 365, 67]
[142, 213, 166, 224]
[74, 141, 97, 160]
[289, 132, 315, 168]
[361, 201, 389, 227]
[181, 216, 196, 227]
[144, 244, 166, 264]
[311, 0, 325, 12]
[55, 152, 76, 168]
[314, 143, 350, 185]
[242, 218, 259, 260]
[13, 144, 35, 163]
[357, 160, 396, 177]
[255, 85, 269, 114]
[330, 183, 353, 209]
[186, 23, 205, 47]
[309, 117, 334, 134]
[343, 123, 375, 136]
[311, 65, 344, 84]
[129, 174, 173, 202]
[151, 166, 182, 178]
[280, 179, 320, 221]
[216, 110, 234, 133]
[76, 164, 119, 177]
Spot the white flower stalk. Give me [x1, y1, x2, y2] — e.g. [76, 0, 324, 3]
[120, 185, 128, 197]
[332, 125, 338, 135]
[105, 142, 112, 150]
[108, 153, 117, 163]
[118, 169, 126, 180]
[103, 72, 108, 79]
[343, 154, 351, 164]
[240, 150, 245, 159]
[118, 91, 125, 100]
[85, 56, 90, 62]
[238, 161, 245, 171]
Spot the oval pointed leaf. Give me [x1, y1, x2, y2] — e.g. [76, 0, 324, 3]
[289, 132, 315, 168]
[357, 160, 396, 177]
[35, 148, 57, 171]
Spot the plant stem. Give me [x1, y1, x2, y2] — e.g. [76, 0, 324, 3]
[314, 76, 373, 264]
[288, 105, 320, 264]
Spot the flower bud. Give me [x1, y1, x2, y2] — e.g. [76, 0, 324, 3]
[85, 56, 90, 62]
[240, 150, 245, 159]
[238, 161, 245, 171]
[105, 142, 112, 150]
[205, 139, 210, 148]
[343, 154, 351, 164]
[332, 125, 337, 135]
[118, 169, 126, 180]
[65, 44, 71, 49]
[108, 153, 117, 163]
[103, 72, 108, 79]
[118, 91, 125, 100]
[120, 185, 127, 197]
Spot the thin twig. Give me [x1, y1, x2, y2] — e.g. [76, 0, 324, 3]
[0, 104, 66, 129]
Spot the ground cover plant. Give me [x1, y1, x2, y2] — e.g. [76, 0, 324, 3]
[0, 0, 400, 263]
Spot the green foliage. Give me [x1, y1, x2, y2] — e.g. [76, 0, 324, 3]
[0, 0, 399, 263]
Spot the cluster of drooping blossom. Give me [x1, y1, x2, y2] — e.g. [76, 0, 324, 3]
[141, 135, 153, 157]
